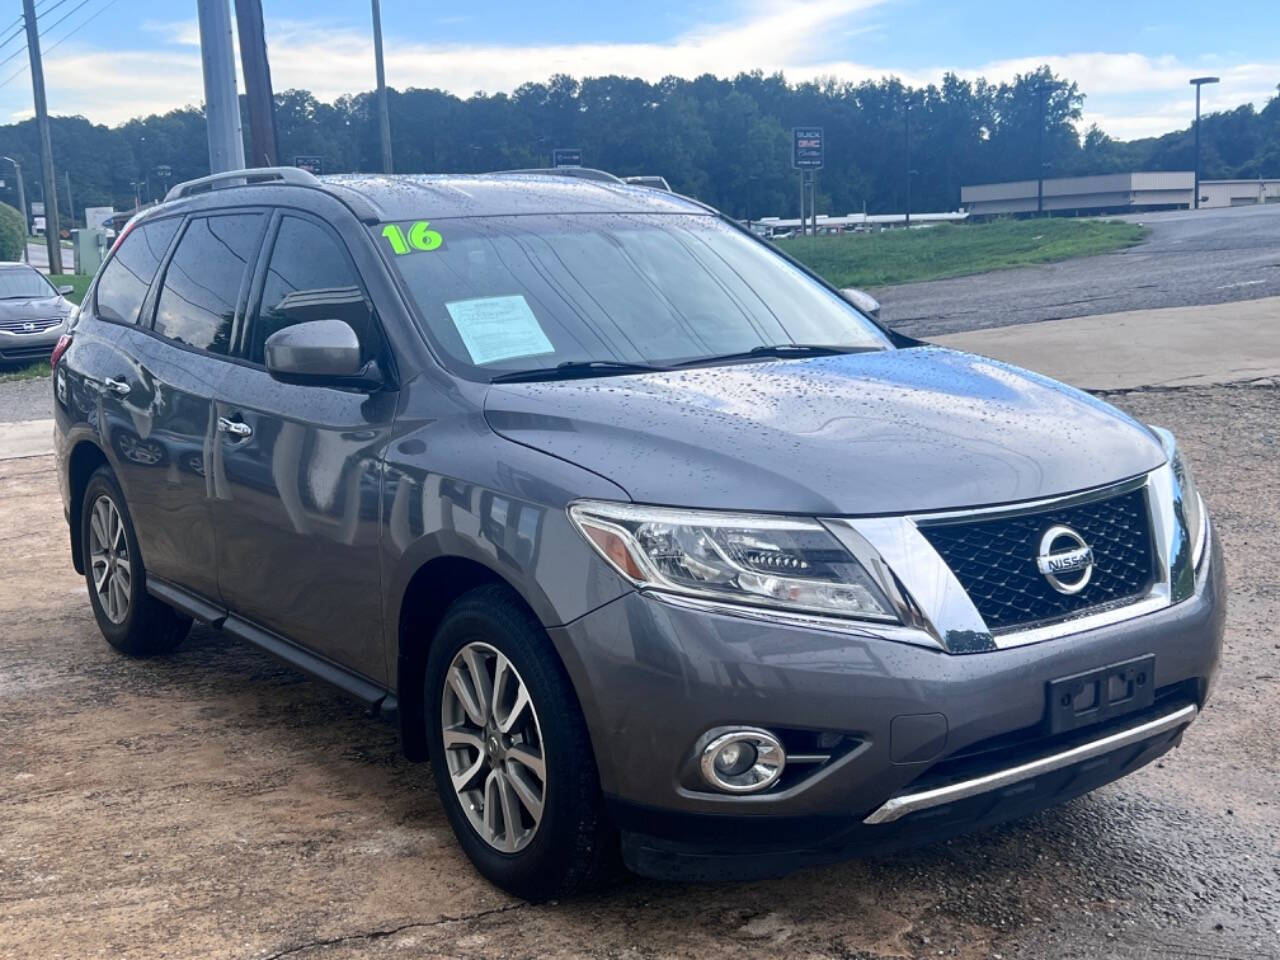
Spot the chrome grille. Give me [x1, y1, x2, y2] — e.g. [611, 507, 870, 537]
[918, 487, 1156, 633]
[0, 317, 62, 334]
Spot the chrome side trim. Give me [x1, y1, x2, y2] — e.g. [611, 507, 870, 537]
[862, 703, 1197, 825]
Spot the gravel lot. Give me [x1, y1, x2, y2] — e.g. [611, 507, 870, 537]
[1, 382, 1275, 960]
[880, 204, 1280, 337]
[0, 376, 53, 423]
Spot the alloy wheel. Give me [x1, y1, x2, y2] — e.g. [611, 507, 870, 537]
[440, 641, 547, 853]
[89, 494, 131, 624]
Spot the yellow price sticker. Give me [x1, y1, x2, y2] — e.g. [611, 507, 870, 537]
[382, 221, 443, 254]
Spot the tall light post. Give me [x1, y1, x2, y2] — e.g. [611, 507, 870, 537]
[1189, 76, 1219, 210]
[2, 156, 28, 261]
[371, 0, 393, 173]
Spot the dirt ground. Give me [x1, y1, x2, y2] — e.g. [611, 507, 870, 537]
[2, 384, 1277, 960]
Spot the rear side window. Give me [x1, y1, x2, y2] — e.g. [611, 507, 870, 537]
[94, 218, 180, 324]
[153, 214, 262, 355]
[249, 216, 376, 364]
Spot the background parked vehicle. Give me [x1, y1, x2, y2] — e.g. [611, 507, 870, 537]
[0, 262, 75, 366]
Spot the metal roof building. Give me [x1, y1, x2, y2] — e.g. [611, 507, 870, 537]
[961, 172, 1194, 216]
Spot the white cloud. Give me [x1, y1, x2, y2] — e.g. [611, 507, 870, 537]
[7, 2, 1278, 142]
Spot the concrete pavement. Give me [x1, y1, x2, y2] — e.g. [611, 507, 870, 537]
[0, 418, 53, 460]
[934, 295, 1280, 391]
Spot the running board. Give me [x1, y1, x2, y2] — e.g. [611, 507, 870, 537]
[863, 703, 1198, 825]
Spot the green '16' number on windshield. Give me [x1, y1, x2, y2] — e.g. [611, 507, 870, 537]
[382, 221, 442, 255]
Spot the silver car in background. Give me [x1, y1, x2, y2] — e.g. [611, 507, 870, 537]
[0, 262, 75, 366]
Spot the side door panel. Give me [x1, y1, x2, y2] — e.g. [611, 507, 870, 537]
[124, 211, 267, 600]
[210, 210, 396, 683]
[71, 215, 226, 598]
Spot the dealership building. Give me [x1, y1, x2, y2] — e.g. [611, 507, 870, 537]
[961, 171, 1280, 216]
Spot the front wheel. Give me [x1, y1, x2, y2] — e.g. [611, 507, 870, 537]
[425, 584, 615, 900]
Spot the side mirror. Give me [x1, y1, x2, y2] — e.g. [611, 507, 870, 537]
[264, 319, 380, 389]
[57, 284, 74, 295]
[839, 287, 881, 321]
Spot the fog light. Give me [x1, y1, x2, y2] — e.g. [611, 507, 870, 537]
[699, 728, 785, 793]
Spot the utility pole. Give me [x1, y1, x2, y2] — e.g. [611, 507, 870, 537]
[196, 0, 246, 174]
[64, 170, 73, 227]
[371, 0, 393, 173]
[1189, 76, 1219, 210]
[235, 0, 279, 167]
[22, 0, 62, 274]
[3, 157, 28, 261]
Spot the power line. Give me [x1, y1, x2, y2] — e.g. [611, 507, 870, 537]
[35, 0, 77, 19]
[0, 0, 70, 53]
[37, 0, 100, 39]
[0, 0, 122, 91]
[44, 0, 121, 54]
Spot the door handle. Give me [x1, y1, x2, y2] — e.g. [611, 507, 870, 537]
[86, 374, 130, 397]
[217, 417, 253, 439]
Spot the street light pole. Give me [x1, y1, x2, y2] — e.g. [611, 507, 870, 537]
[3, 157, 28, 261]
[1189, 76, 1219, 210]
[196, 0, 247, 174]
[371, 0, 394, 174]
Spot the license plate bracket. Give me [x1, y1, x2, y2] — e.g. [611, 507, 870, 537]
[1047, 655, 1155, 735]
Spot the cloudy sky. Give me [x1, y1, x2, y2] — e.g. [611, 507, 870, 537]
[0, 0, 1274, 140]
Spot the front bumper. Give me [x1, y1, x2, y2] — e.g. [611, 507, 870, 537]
[0, 326, 64, 364]
[548, 527, 1224, 881]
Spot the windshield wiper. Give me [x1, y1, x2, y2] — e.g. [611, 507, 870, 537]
[671, 343, 882, 368]
[490, 359, 672, 383]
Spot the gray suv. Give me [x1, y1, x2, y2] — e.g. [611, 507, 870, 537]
[53, 167, 1223, 900]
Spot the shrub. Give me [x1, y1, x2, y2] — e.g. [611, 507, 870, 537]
[0, 201, 24, 262]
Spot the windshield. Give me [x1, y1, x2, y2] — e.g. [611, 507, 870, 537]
[0, 267, 57, 300]
[377, 213, 890, 380]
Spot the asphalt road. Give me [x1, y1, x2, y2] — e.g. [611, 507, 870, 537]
[1, 383, 1275, 959]
[879, 203, 1280, 337]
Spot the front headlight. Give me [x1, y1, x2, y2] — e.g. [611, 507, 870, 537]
[1152, 427, 1207, 570]
[569, 501, 897, 621]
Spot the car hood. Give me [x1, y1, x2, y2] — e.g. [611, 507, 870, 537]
[0, 295, 67, 317]
[483, 346, 1166, 515]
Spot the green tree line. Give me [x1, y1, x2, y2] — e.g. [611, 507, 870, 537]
[0, 66, 1276, 223]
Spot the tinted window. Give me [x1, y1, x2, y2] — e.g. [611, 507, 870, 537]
[94, 218, 180, 324]
[378, 213, 888, 381]
[153, 214, 262, 354]
[250, 216, 375, 364]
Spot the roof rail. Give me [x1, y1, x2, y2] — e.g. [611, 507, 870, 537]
[488, 167, 626, 185]
[164, 166, 321, 202]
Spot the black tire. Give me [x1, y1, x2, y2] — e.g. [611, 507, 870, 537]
[81, 466, 192, 657]
[425, 583, 616, 901]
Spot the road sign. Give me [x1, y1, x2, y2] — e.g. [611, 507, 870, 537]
[792, 127, 824, 169]
[294, 155, 324, 175]
[552, 148, 583, 168]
